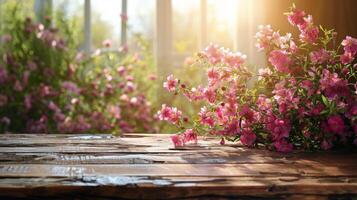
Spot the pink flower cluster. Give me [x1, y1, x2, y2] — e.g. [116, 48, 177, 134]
[268, 50, 292, 73]
[170, 129, 197, 147]
[287, 8, 319, 44]
[159, 5, 357, 152]
[157, 104, 182, 125]
[203, 43, 247, 68]
[340, 36, 357, 64]
[163, 75, 178, 92]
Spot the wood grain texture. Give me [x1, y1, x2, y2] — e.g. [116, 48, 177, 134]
[0, 133, 356, 200]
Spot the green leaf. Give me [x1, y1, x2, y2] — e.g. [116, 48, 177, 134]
[321, 95, 329, 107]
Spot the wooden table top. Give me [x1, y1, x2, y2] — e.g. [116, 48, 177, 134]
[0, 133, 356, 200]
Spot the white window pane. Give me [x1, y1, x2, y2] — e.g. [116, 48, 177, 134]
[207, 0, 236, 50]
[53, 0, 83, 17]
[91, 0, 121, 49]
[172, 0, 200, 54]
[127, 0, 155, 50]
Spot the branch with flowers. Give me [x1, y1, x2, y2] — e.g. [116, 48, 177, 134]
[157, 4, 357, 152]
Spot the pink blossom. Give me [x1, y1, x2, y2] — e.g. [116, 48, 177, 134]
[220, 138, 225, 145]
[74, 115, 91, 132]
[108, 105, 121, 119]
[300, 80, 315, 96]
[171, 134, 184, 147]
[341, 36, 357, 55]
[273, 83, 299, 113]
[320, 69, 350, 99]
[298, 15, 319, 44]
[14, 80, 23, 92]
[48, 101, 60, 112]
[182, 129, 198, 144]
[26, 61, 37, 71]
[0, 117, 10, 126]
[148, 74, 157, 80]
[24, 95, 32, 111]
[266, 116, 291, 141]
[54, 112, 65, 122]
[184, 57, 194, 66]
[207, 67, 220, 85]
[120, 13, 128, 21]
[157, 104, 182, 124]
[163, 74, 178, 92]
[40, 84, 51, 97]
[256, 96, 272, 112]
[1, 34, 12, 43]
[169, 108, 182, 124]
[126, 75, 134, 81]
[258, 68, 272, 80]
[340, 52, 354, 64]
[102, 39, 112, 48]
[43, 67, 54, 77]
[321, 139, 333, 150]
[271, 32, 292, 49]
[0, 66, 8, 84]
[240, 128, 256, 147]
[255, 25, 273, 51]
[203, 87, 216, 104]
[310, 103, 325, 116]
[204, 43, 223, 64]
[117, 121, 132, 132]
[120, 94, 129, 102]
[268, 50, 292, 73]
[222, 50, 246, 68]
[62, 81, 80, 94]
[0, 94, 8, 107]
[215, 106, 227, 123]
[239, 105, 255, 122]
[26, 115, 48, 133]
[198, 107, 215, 127]
[125, 81, 136, 93]
[274, 139, 293, 153]
[221, 101, 239, 118]
[310, 49, 330, 64]
[130, 97, 138, 105]
[346, 104, 357, 119]
[184, 86, 205, 101]
[117, 66, 126, 75]
[219, 119, 240, 136]
[22, 70, 30, 86]
[287, 9, 306, 26]
[289, 40, 298, 53]
[327, 115, 345, 135]
[300, 26, 319, 43]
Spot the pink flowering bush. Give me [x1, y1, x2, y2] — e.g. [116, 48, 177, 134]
[0, 4, 158, 133]
[65, 45, 158, 133]
[158, 5, 357, 152]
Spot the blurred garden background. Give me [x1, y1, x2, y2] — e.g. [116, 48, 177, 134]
[0, 0, 356, 134]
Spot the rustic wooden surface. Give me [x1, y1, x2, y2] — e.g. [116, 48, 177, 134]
[0, 133, 356, 200]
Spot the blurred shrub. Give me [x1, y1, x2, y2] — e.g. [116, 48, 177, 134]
[0, 3, 158, 133]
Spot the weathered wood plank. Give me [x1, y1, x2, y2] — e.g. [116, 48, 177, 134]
[0, 163, 356, 178]
[0, 152, 356, 165]
[0, 133, 356, 199]
[0, 176, 356, 199]
[0, 134, 230, 147]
